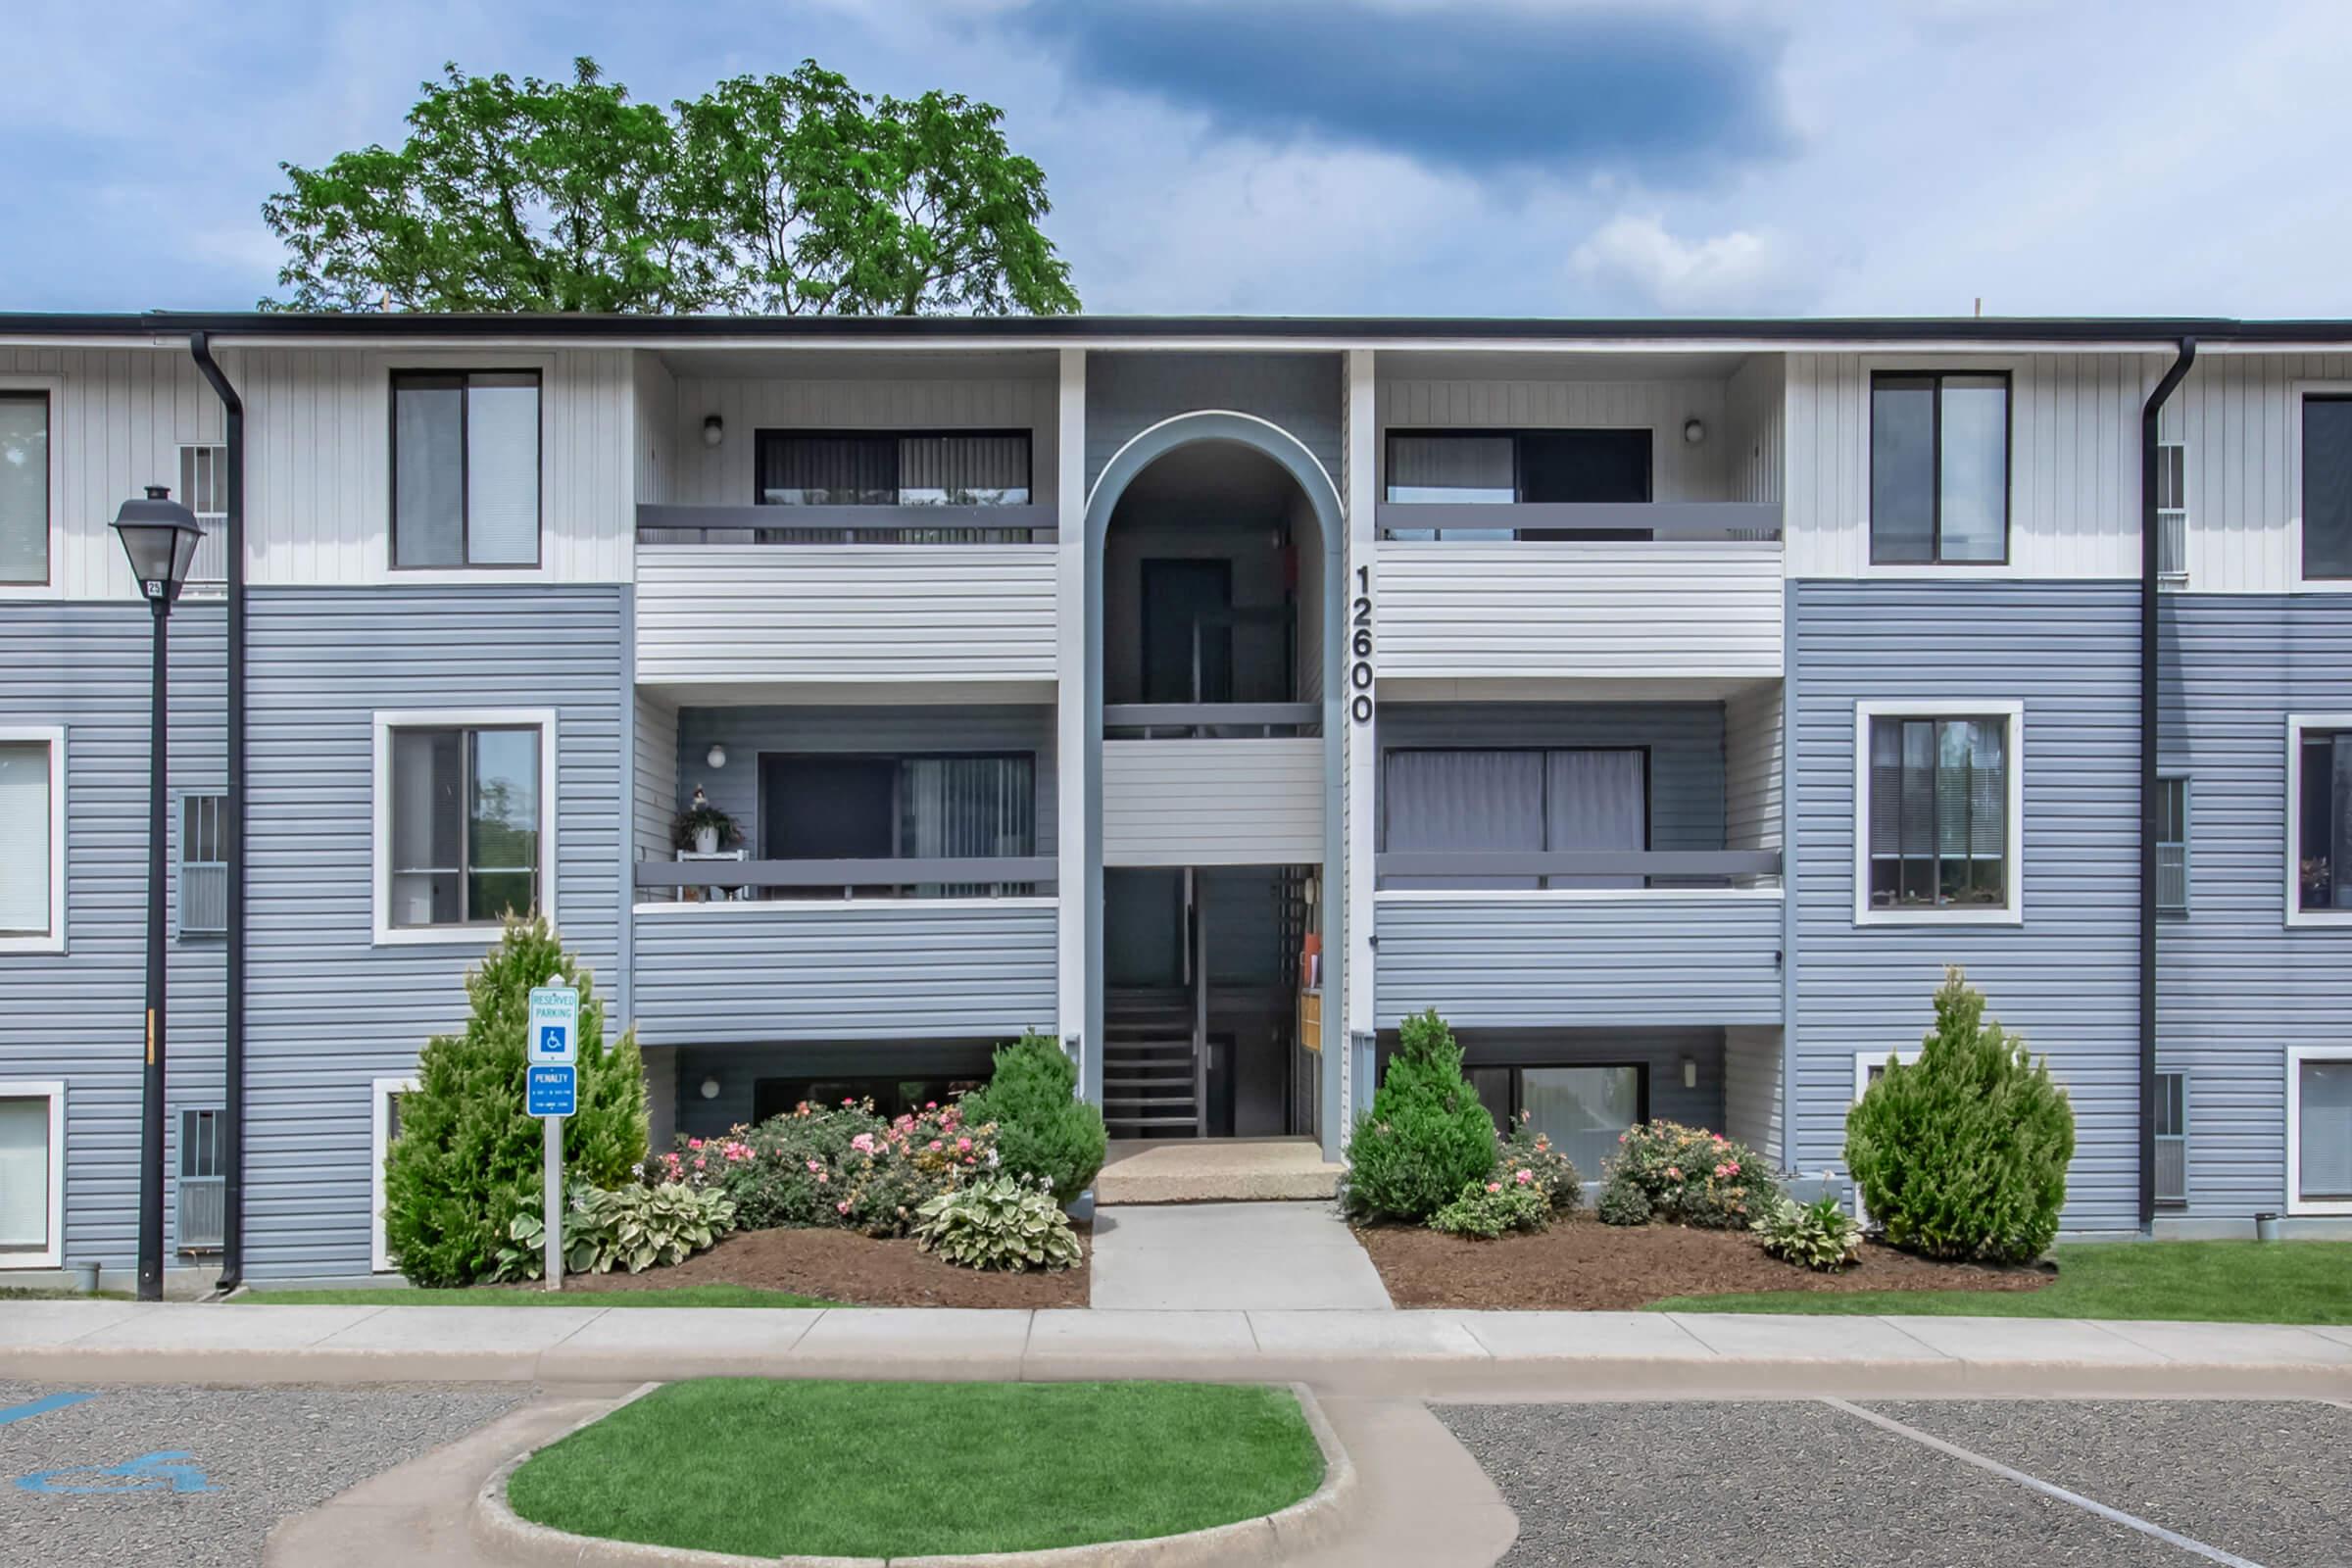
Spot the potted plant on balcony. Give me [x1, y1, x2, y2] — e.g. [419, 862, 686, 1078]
[672, 788, 741, 857]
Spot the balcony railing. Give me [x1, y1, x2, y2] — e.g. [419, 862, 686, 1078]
[1376, 849, 1782, 890]
[637, 502, 1055, 544]
[635, 855, 1057, 904]
[1376, 500, 1782, 541]
[1102, 703, 1321, 740]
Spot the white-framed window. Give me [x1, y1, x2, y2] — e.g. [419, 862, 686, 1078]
[2285, 713, 2352, 926]
[2156, 438, 2188, 588]
[2285, 1047, 2352, 1216]
[177, 443, 228, 593]
[0, 726, 66, 954]
[2154, 1070, 2187, 1208]
[369, 1076, 416, 1273]
[371, 710, 557, 946]
[1853, 700, 2025, 925]
[0, 384, 54, 589]
[178, 790, 226, 938]
[391, 370, 542, 569]
[0, 1080, 66, 1269]
[2156, 775, 2189, 915]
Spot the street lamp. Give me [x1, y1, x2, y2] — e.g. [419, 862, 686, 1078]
[111, 485, 204, 1302]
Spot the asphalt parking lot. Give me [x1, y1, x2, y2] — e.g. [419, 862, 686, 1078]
[0, 1380, 524, 1567]
[1443, 1398, 2352, 1568]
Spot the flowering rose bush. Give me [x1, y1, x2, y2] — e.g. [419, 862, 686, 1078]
[1430, 1173, 1552, 1239]
[658, 1098, 999, 1239]
[1496, 1113, 1582, 1214]
[1604, 1120, 1780, 1231]
[834, 1102, 1000, 1237]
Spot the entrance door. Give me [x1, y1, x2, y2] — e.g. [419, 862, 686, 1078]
[1141, 560, 1234, 704]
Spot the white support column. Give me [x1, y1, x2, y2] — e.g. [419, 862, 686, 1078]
[1341, 347, 1380, 1136]
[1054, 348, 1092, 1097]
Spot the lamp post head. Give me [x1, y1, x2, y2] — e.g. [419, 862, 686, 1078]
[111, 485, 205, 605]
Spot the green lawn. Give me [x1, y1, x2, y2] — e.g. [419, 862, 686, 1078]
[240, 1283, 837, 1309]
[505, 1379, 1325, 1558]
[1651, 1240, 2352, 1323]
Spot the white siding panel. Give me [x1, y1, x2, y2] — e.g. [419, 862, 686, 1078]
[634, 691, 679, 865]
[1724, 355, 1786, 505]
[1724, 681, 1785, 854]
[634, 545, 1058, 688]
[631, 352, 677, 507]
[1102, 738, 1324, 866]
[1376, 376, 1733, 501]
[1377, 541, 1783, 681]
[2171, 352, 2352, 595]
[1722, 1024, 1785, 1162]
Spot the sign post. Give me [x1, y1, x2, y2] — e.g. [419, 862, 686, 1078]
[527, 983, 580, 1290]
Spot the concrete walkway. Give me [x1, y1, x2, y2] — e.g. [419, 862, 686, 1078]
[1096, 1139, 1346, 1202]
[7, 1298, 2350, 1398]
[1090, 1202, 1394, 1310]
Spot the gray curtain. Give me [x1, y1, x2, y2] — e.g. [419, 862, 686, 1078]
[1544, 751, 1645, 889]
[1383, 751, 1543, 888]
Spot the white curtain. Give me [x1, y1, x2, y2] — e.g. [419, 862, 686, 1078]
[1544, 751, 1645, 889]
[393, 383, 465, 566]
[1383, 751, 1543, 888]
[0, 741, 50, 935]
[1522, 1066, 1641, 1184]
[2301, 1059, 2352, 1202]
[465, 377, 541, 565]
[0, 1097, 49, 1250]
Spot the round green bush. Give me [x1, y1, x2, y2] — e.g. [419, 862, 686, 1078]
[960, 1031, 1106, 1204]
[1339, 1009, 1499, 1224]
[1845, 967, 2076, 1265]
[381, 918, 647, 1288]
[1595, 1176, 1653, 1227]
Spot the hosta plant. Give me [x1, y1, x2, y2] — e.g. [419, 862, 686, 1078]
[493, 1181, 735, 1281]
[1752, 1194, 1864, 1272]
[1431, 1175, 1552, 1240]
[911, 1174, 1082, 1273]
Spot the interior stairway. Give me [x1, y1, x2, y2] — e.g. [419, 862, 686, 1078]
[1102, 987, 1201, 1138]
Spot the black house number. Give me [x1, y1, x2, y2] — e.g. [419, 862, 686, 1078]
[1349, 565, 1374, 725]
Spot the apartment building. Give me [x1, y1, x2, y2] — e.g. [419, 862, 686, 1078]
[1, 312, 2347, 1285]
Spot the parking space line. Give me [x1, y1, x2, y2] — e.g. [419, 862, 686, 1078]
[1822, 1398, 2267, 1568]
[0, 1393, 96, 1428]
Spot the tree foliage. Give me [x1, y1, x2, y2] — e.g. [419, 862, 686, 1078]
[262, 57, 1079, 317]
[1339, 1008, 1500, 1225]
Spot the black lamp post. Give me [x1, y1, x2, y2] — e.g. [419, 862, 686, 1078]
[111, 486, 204, 1302]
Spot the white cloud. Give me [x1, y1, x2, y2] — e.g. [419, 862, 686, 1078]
[1569, 215, 1801, 314]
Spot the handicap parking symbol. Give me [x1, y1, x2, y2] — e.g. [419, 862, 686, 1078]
[539, 1024, 565, 1055]
[17, 1450, 219, 1495]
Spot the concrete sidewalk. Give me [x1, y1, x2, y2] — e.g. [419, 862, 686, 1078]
[7, 1299, 2350, 1397]
[1090, 1202, 1394, 1310]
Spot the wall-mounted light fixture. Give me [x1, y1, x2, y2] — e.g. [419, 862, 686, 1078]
[700, 1076, 721, 1101]
[1682, 417, 1706, 446]
[703, 414, 725, 448]
[707, 743, 728, 770]
[1681, 1055, 1699, 1090]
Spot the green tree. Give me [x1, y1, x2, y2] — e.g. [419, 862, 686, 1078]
[262, 57, 1079, 317]
[960, 1031, 1107, 1205]
[381, 916, 647, 1287]
[1845, 967, 2076, 1265]
[1339, 1008, 1500, 1225]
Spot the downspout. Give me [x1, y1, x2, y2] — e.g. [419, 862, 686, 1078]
[188, 333, 245, 1290]
[2138, 337, 2194, 1233]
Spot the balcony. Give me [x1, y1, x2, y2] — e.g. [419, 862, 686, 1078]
[1101, 706, 1326, 868]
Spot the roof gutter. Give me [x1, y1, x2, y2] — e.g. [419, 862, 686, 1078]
[2139, 336, 2195, 1232]
[187, 332, 246, 1291]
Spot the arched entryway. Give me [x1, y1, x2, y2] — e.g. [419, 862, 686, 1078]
[1082, 412, 1348, 1158]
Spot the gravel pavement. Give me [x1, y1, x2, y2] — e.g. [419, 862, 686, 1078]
[0, 1381, 525, 1568]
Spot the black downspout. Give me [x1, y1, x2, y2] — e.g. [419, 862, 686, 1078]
[2139, 337, 2194, 1233]
[189, 334, 245, 1290]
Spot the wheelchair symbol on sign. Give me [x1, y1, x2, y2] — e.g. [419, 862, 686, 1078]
[16, 1450, 219, 1494]
[540, 1025, 565, 1055]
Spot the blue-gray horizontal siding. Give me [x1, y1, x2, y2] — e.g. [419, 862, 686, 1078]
[0, 602, 225, 1264]
[1373, 894, 1784, 1029]
[243, 586, 624, 1278]
[632, 903, 1057, 1050]
[2157, 594, 2352, 1218]
[1085, 353, 1343, 490]
[1790, 580, 2139, 1232]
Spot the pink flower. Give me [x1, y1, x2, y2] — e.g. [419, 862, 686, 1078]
[692, 1157, 705, 1171]
[926, 1102, 938, 1110]
[1514, 1168, 1534, 1186]
[1664, 1165, 1683, 1181]
[1712, 1134, 1726, 1144]
[851, 1133, 876, 1154]
[807, 1159, 822, 1173]
[836, 1200, 851, 1214]
[956, 1137, 971, 1152]
[929, 1140, 943, 1152]
[1486, 1182, 1501, 1194]
[1713, 1163, 1731, 1179]
[1724, 1160, 1740, 1175]
[687, 1138, 704, 1151]
[816, 1172, 828, 1185]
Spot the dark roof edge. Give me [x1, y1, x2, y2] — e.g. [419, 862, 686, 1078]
[0, 310, 2344, 343]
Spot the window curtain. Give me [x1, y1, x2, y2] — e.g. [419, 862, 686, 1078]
[1521, 1066, 1642, 1185]
[1544, 750, 1645, 889]
[900, 756, 1034, 895]
[759, 434, 896, 506]
[2331, 735, 2352, 909]
[0, 1097, 48, 1250]
[0, 742, 50, 935]
[2301, 1059, 2352, 1202]
[1382, 751, 1544, 888]
[0, 395, 47, 583]
[898, 435, 1029, 505]
[1386, 435, 1514, 503]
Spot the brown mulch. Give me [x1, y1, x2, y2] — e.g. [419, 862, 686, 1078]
[547, 1220, 1091, 1308]
[1355, 1211, 2052, 1311]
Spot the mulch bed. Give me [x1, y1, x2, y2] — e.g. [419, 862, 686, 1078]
[549, 1220, 1091, 1309]
[1355, 1211, 2051, 1311]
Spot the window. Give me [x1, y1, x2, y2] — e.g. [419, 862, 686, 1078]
[2154, 1071, 2187, 1207]
[756, 430, 1031, 507]
[1464, 1062, 1646, 1182]
[1384, 428, 1653, 539]
[0, 729, 65, 953]
[178, 444, 227, 591]
[0, 392, 48, 584]
[2156, 439, 2188, 586]
[1855, 703, 2023, 922]
[2303, 395, 2352, 580]
[2288, 716, 2352, 921]
[391, 371, 541, 567]
[373, 711, 554, 942]
[1870, 372, 2010, 564]
[0, 1082, 64, 1268]
[177, 1106, 225, 1253]
[1382, 748, 1648, 890]
[369, 1078, 415, 1271]
[757, 752, 1037, 896]
[2287, 1048, 2352, 1215]
[2156, 776, 2188, 915]
[179, 791, 226, 937]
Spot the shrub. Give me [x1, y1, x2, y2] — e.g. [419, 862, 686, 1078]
[382, 918, 648, 1288]
[1595, 1176, 1653, 1227]
[1339, 1009, 1500, 1224]
[1431, 1176, 1552, 1239]
[959, 1032, 1106, 1204]
[1845, 967, 2075, 1264]
[912, 1174, 1083, 1272]
[1605, 1121, 1780, 1230]
[1752, 1194, 1863, 1272]
[495, 1181, 737, 1282]
[661, 1102, 883, 1230]
[834, 1102, 1000, 1237]
[1498, 1113, 1582, 1214]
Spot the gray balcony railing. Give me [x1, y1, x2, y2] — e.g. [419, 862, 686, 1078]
[636, 502, 1055, 545]
[1376, 848, 1782, 891]
[1102, 703, 1321, 740]
[636, 856, 1057, 903]
[1376, 500, 1782, 541]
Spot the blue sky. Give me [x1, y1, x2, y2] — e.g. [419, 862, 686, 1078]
[5, 0, 2350, 318]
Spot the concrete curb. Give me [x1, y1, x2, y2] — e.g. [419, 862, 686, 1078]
[468, 1382, 1355, 1568]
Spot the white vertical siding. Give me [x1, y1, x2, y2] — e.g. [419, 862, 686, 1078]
[2170, 352, 2352, 595]
[1723, 681, 1784, 856]
[631, 352, 677, 507]
[1375, 375, 1734, 501]
[1723, 354, 1785, 505]
[1785, 352, 2163, 580]
[634, 691, 679, 866]
[0, 346, 223, 601]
